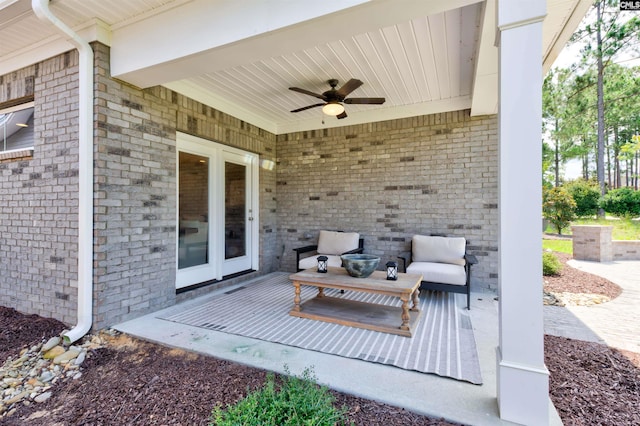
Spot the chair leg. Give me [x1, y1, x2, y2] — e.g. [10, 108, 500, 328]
[466, 286, 470, 310]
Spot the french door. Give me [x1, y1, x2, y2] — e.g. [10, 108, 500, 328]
[176, 133, 258, 289]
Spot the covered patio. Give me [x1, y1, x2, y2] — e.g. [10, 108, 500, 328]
[0, 0, 592, 424]
[115, 273, 531, 425]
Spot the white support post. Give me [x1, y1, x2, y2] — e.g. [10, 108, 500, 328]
[496, 0, 550, 424]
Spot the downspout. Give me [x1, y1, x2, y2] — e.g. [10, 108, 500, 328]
[32, 0, 94, 344]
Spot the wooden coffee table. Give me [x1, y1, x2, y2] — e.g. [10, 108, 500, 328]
[289, 267, 423, 337]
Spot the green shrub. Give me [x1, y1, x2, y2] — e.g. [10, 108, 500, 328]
[543, 187, 577, 234]
[210, 366, 349, 426]
[599, 187, 640, 218]
[543, 251, 562, 276]
[564, 179, 600, 217]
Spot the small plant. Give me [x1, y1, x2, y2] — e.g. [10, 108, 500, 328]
[599, 187, 640, 219]
[564, 179, 600, 217]
[543, 186, 577, 234]
[543, 251, 562, 276]
[210, 366, 349, 426]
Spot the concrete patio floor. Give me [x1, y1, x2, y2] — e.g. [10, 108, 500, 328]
[114, 275, 562, 426]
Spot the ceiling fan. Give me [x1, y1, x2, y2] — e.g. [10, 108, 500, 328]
[289, 78, 385, 119]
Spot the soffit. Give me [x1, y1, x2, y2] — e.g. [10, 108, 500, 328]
[0, 0, 591, 134]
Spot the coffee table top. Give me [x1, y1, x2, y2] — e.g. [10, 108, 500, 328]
[290, 267, 422, 295]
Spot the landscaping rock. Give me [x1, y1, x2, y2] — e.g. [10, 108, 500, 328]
[41, 337, 60, 352]
[42, 346, 65, 360]
[0, 330, 103, 419]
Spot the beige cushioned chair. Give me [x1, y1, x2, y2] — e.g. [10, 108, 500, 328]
[294, 230, 363, 271]
[399, 235, 477, 309]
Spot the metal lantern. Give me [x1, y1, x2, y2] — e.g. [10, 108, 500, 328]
[386, 261, 398, 280]
[317, 255, 328, 273]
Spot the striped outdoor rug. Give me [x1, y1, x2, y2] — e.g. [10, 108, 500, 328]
[160, 272, 482, 384]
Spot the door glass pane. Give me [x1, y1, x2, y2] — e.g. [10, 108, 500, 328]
[178, 152, 209, 269]
[225, 162, 246, 259]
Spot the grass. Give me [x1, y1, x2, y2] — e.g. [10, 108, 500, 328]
[542, 239, 573, 254]
[544, 217, 640, 240]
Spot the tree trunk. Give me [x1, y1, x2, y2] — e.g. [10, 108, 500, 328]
[555, 118, 560, 187]
[614, 125, 621, 188]
[596, 1, 606, 216]
[606, 134, 612, 189]
[632, 151, 640, 191]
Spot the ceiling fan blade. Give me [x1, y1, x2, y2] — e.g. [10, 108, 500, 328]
[344, 97, 386, 105]
[336, 79, 363, 98]
[336, 111, 348, 119]
[289, 87, 326, 100]
[290, 103, 325, 113]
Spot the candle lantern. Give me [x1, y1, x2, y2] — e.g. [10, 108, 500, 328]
[317, 255, 328, 273]
[386, 261, 398, 280]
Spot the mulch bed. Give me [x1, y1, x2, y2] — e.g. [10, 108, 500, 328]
[0, 306, 458, 425]
[0, 307, 66, 363]
[545, 335, 640, 425]
[1, 254, 639, 425]
[543, 252, 622, 300]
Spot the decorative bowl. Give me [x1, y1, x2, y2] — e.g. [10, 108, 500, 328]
[340, 254, 380, 278]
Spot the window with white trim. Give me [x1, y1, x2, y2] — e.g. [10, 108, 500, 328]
[0, 101, 34, 153]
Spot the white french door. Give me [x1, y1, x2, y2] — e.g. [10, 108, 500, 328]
[176, 133, 258, 289]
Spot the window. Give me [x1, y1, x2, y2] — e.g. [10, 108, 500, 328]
[0, 101, 34, 153]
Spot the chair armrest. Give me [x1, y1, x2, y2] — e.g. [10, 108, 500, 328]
[293, 245, 319, 272]
[341, 247, 364, 255]
[397, 251, 412, 272]
[292, 245, 318, 254]
[465, 253, 478, 265]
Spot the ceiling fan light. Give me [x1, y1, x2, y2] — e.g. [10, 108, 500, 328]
[322, 102, 344, 116]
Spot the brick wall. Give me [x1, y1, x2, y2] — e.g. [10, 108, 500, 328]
[613, 240, 640, 260]
[276, 111, 499, 291]
[572, 225, 613, 262]
[0, 52, 80, 324]
[92, 43, 278, 327]
[572, 225, 640, 261]
[1, 45, 278, 328]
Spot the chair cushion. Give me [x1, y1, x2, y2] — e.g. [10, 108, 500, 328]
[406, 261, 467, 286]
[412, 235, 466, 266]
[317, 230, 360, 255]
[298, 254, 343, 270]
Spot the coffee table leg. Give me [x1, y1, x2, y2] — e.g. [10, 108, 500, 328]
[317, 287, 324, 298]
[400, 297, 410, 330]
[292, 281, 301, 312]
[410, 289, 419, 311]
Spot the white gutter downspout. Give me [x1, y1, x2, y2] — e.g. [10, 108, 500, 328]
[32, 0, 94, 344]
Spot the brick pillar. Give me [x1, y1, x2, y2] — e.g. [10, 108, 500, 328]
[572, 225, 613, 262]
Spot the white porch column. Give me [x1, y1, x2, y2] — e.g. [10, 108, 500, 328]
[496, 1, 550, 425]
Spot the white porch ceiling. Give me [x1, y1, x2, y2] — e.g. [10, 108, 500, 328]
[0, 0, 591, 134]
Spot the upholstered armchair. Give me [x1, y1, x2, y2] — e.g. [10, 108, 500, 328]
[398, 234, 477, 309]
[293, 230, 364, 271]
